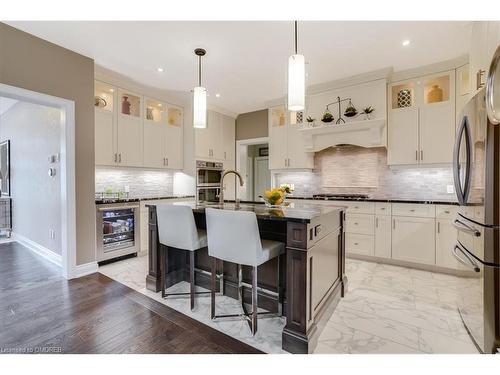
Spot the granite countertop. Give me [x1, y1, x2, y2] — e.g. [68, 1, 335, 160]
[287, 196, 462, 205]
[95, 195, 195, 205]
[146, 200, 345, 223]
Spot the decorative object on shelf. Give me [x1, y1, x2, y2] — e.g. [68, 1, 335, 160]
[146, 107, 154, 120]
[193, 48, 207, 128]
[397, 89, 412, 108]
[121, 96, 131, 115]
[427, 84, 443, 103]
[261, 188, 286, 208]
[344, 99, 358, 117]
[288, 21, 305, 111]
[94, 96, 107, 108]
[296, 111, 303, 124]
[361, 106, 375, 120]
[258, 147, 269, 157]
[321, 110, 334, 123]
[306, 116, 315, 128]
[278, 111, 285, 126]
[326, 96, 355, 124]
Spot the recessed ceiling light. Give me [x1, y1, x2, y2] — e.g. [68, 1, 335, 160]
[402, 40, 411, 47]
[157, 67, 164, 72]
[215, 93, 220, 98]
[109, 88, 114, 92]
[158, 103, 162, 107]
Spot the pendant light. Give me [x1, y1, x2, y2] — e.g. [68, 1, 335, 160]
[193, 48, 207, 128]
[287, 21, 305, 111]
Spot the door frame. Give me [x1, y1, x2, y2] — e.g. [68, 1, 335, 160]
[236, 137, 269, 201]
[0, 83, 77, 279]
[253, 156, 270, 201]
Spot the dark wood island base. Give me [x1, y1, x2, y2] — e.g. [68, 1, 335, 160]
[145, 201, 347, 354]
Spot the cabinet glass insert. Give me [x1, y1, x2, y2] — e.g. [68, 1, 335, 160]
[392, 83, 414, 109]
[271, 106, 286, 127]
[102, 208, 135, 251]
[94, 81, 114, 111]
[145, 99, 163, 122]
[424, 75, 450, 104]
[120, 93, 141, 117]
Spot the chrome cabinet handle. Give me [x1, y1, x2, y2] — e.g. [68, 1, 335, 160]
[114, 153, 117, 163]
[393, 219, 395, 229]
[477, 69, 486, 90]
[376, 217, 379, 228]
[416, 150, 418, 161]
[453, 218, 481, 237]
[420, 150, 423, 161]
[486, 45, 500, 124]
[118, 154, 122, 163]
[437, 221, 440, 234]
[410, 209, 415, 212]
[452, 243, 480, 272]
[166, 157, 168, 166]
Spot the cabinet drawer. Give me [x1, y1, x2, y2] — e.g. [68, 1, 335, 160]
[435, 205, 458, 219]
[346, 213, 374, 235]
[392, 203, 435, 218]
[332, 201, 375, 214]
[346, 233, 374, 256]
[375, 202, 391, 216]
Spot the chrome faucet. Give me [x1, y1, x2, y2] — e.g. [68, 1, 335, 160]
[219, 170, 244, 205]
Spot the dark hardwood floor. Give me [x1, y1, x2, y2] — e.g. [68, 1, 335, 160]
[0, 241, 261, 354]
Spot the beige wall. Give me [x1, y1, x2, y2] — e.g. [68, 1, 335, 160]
[0, 23, 96, 265]
[235, 109, 268, 140]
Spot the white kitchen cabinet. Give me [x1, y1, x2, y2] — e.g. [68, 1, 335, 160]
[470, 22, 500, 93]
[268, 105, 314, 170]
[392, 216, 435, 265]
[435, 218, 461, 269]
[388, 70, 455, 165]
[117, 89, 143, 167]
[375, 215, 392, 258]
[95, 109, 115, 166]
[195, 110, 235, 162]
[164, 104, 184, 169]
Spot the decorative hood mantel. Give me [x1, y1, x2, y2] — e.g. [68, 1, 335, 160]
[298, 118, 386, 152]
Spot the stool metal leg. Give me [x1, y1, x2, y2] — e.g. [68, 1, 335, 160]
[190, 251, 195, 311]
[210, 256, 216, 319]
[277, 254, 283, 316]
[251, 266, 258, 335]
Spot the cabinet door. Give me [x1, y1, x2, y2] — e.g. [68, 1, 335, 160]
[165, 121, 183, 169]
[392, 216, 435, 265]
[209, 111, 224, 160]
[375, 215, 392, 258]
[436, 219, 461, 269]
[287, 122, 314, 169]
[195, 127, 211, 159]
[143, 120, 165, 168]
[117, 114, 143, 167]
[95, 110, 115, 165]
[222, 115, 235, 161]
[268, 108, 288, 170]
[388, 107, 419, 165]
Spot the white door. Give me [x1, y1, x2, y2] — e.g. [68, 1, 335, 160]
[286, 122, 314, 169]
[436, 219, 461, 269]
[388, 107, 419, 165]
[143, 120, 165, 168]
[117, 114, 143, 167]
[374, 215, 392, 258]
[95, 110, 115, 166]
[222, 115, 235, 162]
[253, 157, 271, 201]
[392, 216, 435, 265]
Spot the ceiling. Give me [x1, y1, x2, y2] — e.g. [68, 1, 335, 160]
[6, 21, 472, 114]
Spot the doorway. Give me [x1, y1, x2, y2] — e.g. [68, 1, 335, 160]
[236, 137, 271, 202]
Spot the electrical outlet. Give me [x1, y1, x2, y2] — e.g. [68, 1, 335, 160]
[49, 229, 55, 239]
[447, 185, 455, 194]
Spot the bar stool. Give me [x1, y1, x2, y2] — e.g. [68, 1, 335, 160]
[156, 204, 212, 310]
[205, 208, 284, 335]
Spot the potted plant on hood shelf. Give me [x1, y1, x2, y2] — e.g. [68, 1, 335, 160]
[344, 104, 358, 118]
[306, 116, 315, 128]
[361, 106, 375, 120]
[321, 110, 334, 124]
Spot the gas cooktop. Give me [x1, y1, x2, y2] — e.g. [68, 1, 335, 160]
[312, 194, 370, 200]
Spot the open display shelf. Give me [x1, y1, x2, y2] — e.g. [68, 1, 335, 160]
[145, 99, 164, 122]
[120, 92, 141, 117]
[423, 74, 450, 104]
[392, 82, 415, 110]
[94, 81, 115, 112]
[167, 106, 183, 127]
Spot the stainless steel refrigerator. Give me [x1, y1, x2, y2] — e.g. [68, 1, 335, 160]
[452, 45, 500, 354]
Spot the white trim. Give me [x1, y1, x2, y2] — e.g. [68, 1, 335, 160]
[0, 83, 77, 280]
[13, 234, 62, 268]
[73, 261, 99, 278]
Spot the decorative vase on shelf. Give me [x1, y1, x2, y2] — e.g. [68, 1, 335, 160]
[279, 112, 285, 126]
[122, 96, 131, 115]
[427, 85, 443, 103]
[397, 89, 412, 108]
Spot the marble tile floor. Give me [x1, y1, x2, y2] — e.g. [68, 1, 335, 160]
[99, 255, 479, 354]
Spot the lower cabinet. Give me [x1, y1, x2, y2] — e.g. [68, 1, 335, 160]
[392, 216, 435, 265]
[346, 233, 374, 256]
[435, 218, 460, 269]
[374, 215, 392, 258]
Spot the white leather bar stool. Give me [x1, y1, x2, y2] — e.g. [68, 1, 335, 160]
[156, 204, 212, 310]
[205, 208, 284, 335]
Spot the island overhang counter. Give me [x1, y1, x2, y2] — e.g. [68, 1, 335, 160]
[145, 201, 347, 353]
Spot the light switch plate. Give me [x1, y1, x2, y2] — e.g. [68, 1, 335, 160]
[447, 185, 455, 194]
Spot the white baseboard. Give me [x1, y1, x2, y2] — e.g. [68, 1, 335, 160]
[73, 261, 99, 278]
[13, 233, 62, 267]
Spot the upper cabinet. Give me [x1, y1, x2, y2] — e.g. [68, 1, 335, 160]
[268, 105, 314, 170]
[195, 110, 235, 162]
[470, 22, 500, 94]
[388, 70, 456, 165]
[94, 80, 184, 169]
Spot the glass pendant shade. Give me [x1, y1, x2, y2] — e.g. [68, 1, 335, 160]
[193, 86, 207, 128]
[288, 54, 305, 111]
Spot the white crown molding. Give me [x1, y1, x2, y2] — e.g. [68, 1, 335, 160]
[390, 54, 469, 83]
[13, 233, 62, 268]
[73, 261, 99, 278]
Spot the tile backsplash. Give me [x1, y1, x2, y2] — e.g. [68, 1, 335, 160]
[274, 146, 458, 201]
[95, 167, 174, 198]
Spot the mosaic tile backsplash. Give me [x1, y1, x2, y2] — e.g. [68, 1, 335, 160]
[274, 146, 459, 201]
[95, 167, 174, 199]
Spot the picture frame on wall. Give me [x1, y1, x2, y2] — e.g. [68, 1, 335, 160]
[259, 147, 269, 157]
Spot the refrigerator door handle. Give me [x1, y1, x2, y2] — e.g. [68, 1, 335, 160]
[453, 115, 473, 205]
[452, 243, 480, 273]
[453, 218, 482, 237]
[486, 44, 500, 125]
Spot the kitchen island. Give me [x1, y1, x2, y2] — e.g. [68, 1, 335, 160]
[145, 201, 347, 353]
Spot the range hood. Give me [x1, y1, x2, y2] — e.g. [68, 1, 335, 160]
[298, 118, 386, 152]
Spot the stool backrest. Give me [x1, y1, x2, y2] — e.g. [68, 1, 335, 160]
[205, 208, 262, 266]
[156, 204, 199, 251]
